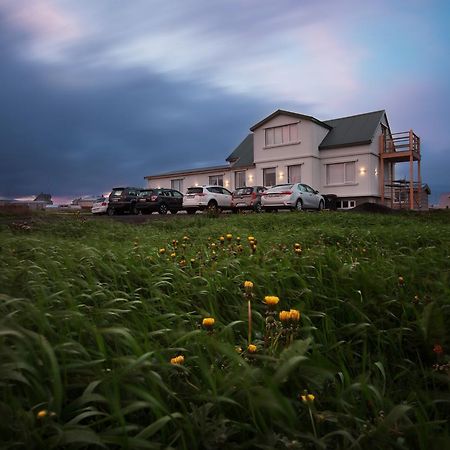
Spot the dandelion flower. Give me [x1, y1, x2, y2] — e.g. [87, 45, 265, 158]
[294, 243, 301, 249]
[247, 236, 255, 242]
[226, 233, 233, 241]
[300, 393, 315, 403]
[36, 409, 55, 419]
[219, 236, 225, 243]
[264, 295, 280, 307]
[159, 248, 166, 254]
[289, 309, 301, 322]
[244, 281, 254, 289]
[183, 236, 189, 241]
[247, 344, 257, 353]
[202, 317, 215, 329]
[279, 310, 290, 322]
[170, 355, 185, 365]
[170, 252, 176, 258]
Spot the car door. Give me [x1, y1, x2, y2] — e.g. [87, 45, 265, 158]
[297, 184, 310, 207]
[171, 190, 183, 210]
[219, 187, 232, 207]
[303, 184, 319, 208]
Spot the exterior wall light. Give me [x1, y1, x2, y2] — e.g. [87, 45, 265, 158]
[195, 182, 199, 187]
[279, 172, 284, 179]
[374, 168, 378, 176]
[248, 175, 254, 182]
[359, 167, 366, 175]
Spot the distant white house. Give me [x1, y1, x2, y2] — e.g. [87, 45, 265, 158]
[145, 109, 428, 209]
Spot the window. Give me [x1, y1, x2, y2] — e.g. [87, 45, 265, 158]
[288, 165, 302, 183]
[209, 175, 223, 186]
[338, 200, 356, 209]
[172, 190, 183, 198]
[265, 123, 298, 147]
[171, 179, 183, 192]
[235, 171, 246, 188]
[263, 168, 276, 187]
[326, 162, 356, 185]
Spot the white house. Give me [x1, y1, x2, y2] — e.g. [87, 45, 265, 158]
[145, 109, 426, 209]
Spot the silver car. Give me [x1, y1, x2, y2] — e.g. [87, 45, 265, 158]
[261, 183, 325, 211]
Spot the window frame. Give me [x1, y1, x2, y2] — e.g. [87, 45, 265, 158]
[208, 175, 224, 186]
[264, 123, 299, 148]
[326, 162, 356, 186]
[263, 167, 277, 187]
[235, 170, 246, 189]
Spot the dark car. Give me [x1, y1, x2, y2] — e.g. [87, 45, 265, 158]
[136, 188, 183, 215]
[108, 187, 141, 215]
[231, 186, 267, 213]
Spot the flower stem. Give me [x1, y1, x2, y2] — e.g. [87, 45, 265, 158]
[308, 407, 317, 439]
[248, 299, 252, 345]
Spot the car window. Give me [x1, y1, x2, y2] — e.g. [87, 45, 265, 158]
[187, 187, 204, 194]
[162, 190, 171, 197]
[268, 184, 294, 193]
[207, 187, 221, 194]
[128, 190, 137, 196]
[303, 185, 314, 193]
[111, 189, 123, 196]
[221, 187, 232, 195]
[172, 190, 183, 198]
[297, 184, 307, 192]
[139, 190, 154, 196]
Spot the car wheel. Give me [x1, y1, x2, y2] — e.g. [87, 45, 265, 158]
[293, 199, 303, 212]
[254, 202, 262, 213]
[186, 209, 196, 215]
[158, 203, 168, 215]
[107, 207, 115, 216]
[318, 200, 324, 211]
[207, 200, 218, 211]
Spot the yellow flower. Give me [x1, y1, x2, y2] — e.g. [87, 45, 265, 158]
[279, 310, 290, 322]
[202, 317, 215, 328]
[236, 236, 241, 242]
[219, 236, 225, 242]
[294, 248, 302, 255]
[170, 252, 176, 258]
[226, 233, 233, 241]
[244, 281, 254, 289]
[37, 410, 48, 419]
[170, 355, 185, 365]
[247, 236, 255, 242]
[183, 236, 189, 241]
[289, 309, 301, 322]
[398, 276, 405, 286]
[247, 344, 257, 353]
[264, 295, 280, 306]
[159, 248, 166, 254]
[211, 243, 217, 249]
[294, 243, 301, 249]
[300, 393, 315, 403]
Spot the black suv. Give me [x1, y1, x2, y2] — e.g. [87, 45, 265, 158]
[136, 188, 184, 215]
[231, 186, 267, 213]
[108, 187, 141, 215]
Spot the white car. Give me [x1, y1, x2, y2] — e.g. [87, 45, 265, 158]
[261, 183, 325, 211]
[91, 197, 110, 214]
[183, 185, 233, 214]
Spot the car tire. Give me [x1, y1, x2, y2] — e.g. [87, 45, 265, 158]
[207, 200, 218, 211]
[254, 202, 262, 213]
[318, 200, 324, 211]
[158, 203, 168, 215]
[293, 199, 303, 212]
[130, 204, 138, 215]
[107, 207, 115, 216]
[186, 209, 196, 215]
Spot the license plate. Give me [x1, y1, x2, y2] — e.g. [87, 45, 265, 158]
[236, 203, 246, 207]
[139, 199, 146, 202]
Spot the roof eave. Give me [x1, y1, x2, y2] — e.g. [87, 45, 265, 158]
[319, 140, 372, 150]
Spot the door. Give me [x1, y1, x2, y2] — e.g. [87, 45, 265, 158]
[303, 184, 318, 208]
[171, 190, 183, 210]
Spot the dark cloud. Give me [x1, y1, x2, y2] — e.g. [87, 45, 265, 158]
[0, 17, 273, 197]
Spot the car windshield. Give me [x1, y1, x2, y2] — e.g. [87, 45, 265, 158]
[111, 190, 123, 196]
[187, 187, 203, 194]
[268, 184, 294, 193]
[95, 197, 106, 202]
[234, 188, 253, 195]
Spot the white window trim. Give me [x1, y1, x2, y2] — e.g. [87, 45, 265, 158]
[264, 122, 300, 149]
[325, 161, 357, 187]
[338, 200, 356, 209]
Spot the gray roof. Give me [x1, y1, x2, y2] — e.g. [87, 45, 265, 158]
[145, 164, 229, 179]
[226, 134, 254, 168]
[319, 110, 385, 150]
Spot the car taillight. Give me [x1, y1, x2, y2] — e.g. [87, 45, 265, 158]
[101, 202, 107, 206]
[280, 191, 293, 195]
[150, 195, 158, 201]
[251, 192, 257, 199]
[196, 193, 206, 197]
[261, 193, 267, 196]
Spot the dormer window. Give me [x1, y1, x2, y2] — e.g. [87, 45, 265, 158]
[265, 123, 298, 147]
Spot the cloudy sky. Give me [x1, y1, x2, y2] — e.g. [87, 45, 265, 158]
[1, 0, 449, 202]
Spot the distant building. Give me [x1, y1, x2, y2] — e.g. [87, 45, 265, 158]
[34, 193, 53, 205]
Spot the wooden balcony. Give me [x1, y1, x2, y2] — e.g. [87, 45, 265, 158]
[379, 130, 422, 210]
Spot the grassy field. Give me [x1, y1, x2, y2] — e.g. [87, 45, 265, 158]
[0, 211, 449, 449]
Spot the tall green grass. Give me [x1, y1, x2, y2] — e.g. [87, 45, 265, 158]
[0, 211, 449, 449]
